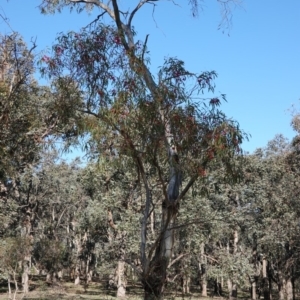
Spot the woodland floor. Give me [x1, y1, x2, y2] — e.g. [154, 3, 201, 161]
[0, 277, 222, 300]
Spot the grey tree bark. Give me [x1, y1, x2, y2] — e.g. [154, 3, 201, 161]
[199, 242, 207, 297]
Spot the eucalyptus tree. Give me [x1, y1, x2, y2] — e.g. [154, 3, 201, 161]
[0, 33, 60, 182]
[234, 134, 300, 300]
[0, 32, 65, 295]
[38, 1, 245, 299]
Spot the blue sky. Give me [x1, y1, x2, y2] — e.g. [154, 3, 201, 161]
[1, 0, 300, 155]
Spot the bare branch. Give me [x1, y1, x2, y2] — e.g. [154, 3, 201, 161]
[141, 34, 149, 62]
[70, 0, 100, 6]
[0, 12, 15, 33]
[168, 253, 188, 268]
[128, 0, 158, 28]
[55, 207, 68, 229]
[83, 11, 107, 29]
[176, 174, 198, 204]
[70, 0, 115, 19]
[107, 209, 117, 229]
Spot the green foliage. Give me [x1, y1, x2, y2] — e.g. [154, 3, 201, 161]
[0, 237, 32, 280]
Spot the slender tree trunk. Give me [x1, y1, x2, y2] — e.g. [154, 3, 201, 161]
[269, 274, 273, 300]
[228, 279, 232, 298]
[214, 278, 223, 296]
[228, 279, 238, 300]
[182, 255, 190, 295]
[286, 278, 293, 300]
[74, 272, 80, 285]
[116, 233, 127, 299]
[227, 229, 238, 300]
[9, 273, 18, 300]
[199, 242, 207, 296]
[262, 258, 270, 300]
[182, 274, 190, 294]
[251, 279, 257, 300]
[13, 271, 18, 300]
[232, 283, 238, 299]
[108, 209, 127, 298]
[116, 260, 126, 298]
[278, 272, 285, 300]
[22, 261, 29, 293]
[8, 276, 11, 297]
[292, 276, 295, 300]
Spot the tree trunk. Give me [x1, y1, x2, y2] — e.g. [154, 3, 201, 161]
[74, 265, 80, 285]
[292, 276, 295, 300]
[286, 278, 293, 300]
[228, 279, 232, 298]
[200, 242, 207, 297]
[182, 274, 190, 294]
[214, 278, 223, 296]
[227, 229, 238, 300]
[107, 209, 127, 298]
[142, 254, 168, 300]
[232, 283, 238, 299]
[141, 201, 178, 299]
[116, 260, 126, 298]
[182, 256, 190, 295]
[262, 258, 270, 300]
[74, 273, 80, 285]
[269, 274, 273, 300]
[22, 259, 30, 294]
[278, 272, 285, 300]
[228, 279, 237, 300]
[8, 277, 11, 296]
[251, 279, 256, 300]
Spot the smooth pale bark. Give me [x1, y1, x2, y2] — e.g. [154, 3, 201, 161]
[286, 278, 293, 300]
[74, 273, 80, 285]
[8, 272, 18, 300]
[116, 232, 127, 298]
[227, 279, 234, 300]
[108, 210, 127, 298]
[21, 214, 32, 294]
[22, 262, 29, 294]
[182, 274, 190, 294]
[73, 229, 95, 286]
[8, 276, 11, 296]
[116, 260, 126, 298]
[251, 280, 256, 300]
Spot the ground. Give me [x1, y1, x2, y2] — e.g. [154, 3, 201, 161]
[0, 277, 213, 300]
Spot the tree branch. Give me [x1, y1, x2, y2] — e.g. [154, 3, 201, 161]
[128, 0, 157, 28]
[111, 0, 129, 49]
[176, 174, 199, 204]
[168, 253, 188, 268]
[70, 0, 116, 20]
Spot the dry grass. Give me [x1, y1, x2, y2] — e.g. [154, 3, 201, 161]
[0, 278, 220, 300]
